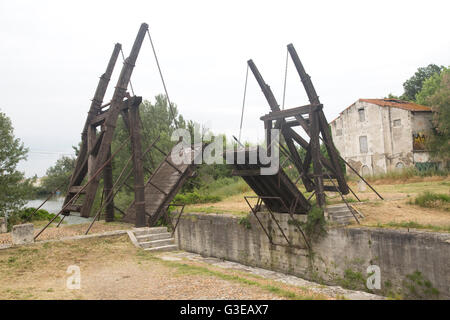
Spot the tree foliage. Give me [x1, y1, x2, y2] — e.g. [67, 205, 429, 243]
[0, 110, 30, 214]
[402, 64, 444, 101]
[416, 67, 449, 106]
[417, 69, 450, 162]
[41, 156, 76, 194]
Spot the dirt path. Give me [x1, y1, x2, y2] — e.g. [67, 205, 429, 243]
[0, 235, 333, 300]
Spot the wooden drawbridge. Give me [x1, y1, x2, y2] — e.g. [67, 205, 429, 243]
[123, 144, 203, 226]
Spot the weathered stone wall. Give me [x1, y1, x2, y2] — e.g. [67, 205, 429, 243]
[0, 217, 7, 233]
[331, 101, 434, 174]
[175, 212, 450, 299]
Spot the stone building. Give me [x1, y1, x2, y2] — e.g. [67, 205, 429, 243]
[330, 98, 434, 176]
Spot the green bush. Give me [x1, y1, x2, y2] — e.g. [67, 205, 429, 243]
[173, 191, 221, 205]
[412, 191, 450, 211]
[6, 207, 60, 230]
[291, 206, 327, 242]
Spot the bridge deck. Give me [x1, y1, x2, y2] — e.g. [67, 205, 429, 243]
[228, 148, 310, 214]
[123, 144, 202, 225]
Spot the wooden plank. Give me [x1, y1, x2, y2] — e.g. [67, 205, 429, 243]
[260, 104, 316, 121]
[69, 186, 85, 194]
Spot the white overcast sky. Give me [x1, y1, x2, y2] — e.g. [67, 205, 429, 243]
[1, 0, 449, 177]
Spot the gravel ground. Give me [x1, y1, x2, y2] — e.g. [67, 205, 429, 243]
[0, 235, 326, 300]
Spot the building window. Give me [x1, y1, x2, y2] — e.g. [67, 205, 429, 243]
[359, 136, 368, 153]
[358, 108, 365, 122]
[393, 119, 401, 127]
[336, 129, 342, 136]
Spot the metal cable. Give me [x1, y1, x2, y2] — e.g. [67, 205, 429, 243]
[238, 64, 249, 142]
[281, 48, 289, 110]
[146, 29, 178, 129]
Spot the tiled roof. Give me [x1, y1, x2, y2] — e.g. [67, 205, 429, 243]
[330, 98, 431, 123]
[359, 99, 431, 112]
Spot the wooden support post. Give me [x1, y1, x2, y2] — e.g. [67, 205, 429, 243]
[265, 120, 272, 156]
[309, 107, 326, 207]
[80, 24, 148, 218]
[129, 101, 146, 227]
[87, 126, 97, 179]
[104, 147, 114, 222]
[63, 43, 121, 209]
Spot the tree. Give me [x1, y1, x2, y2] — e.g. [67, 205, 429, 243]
[0, 110, 29, 214]
[402, 64, 444, 101]
[41, 156, 76, 194]
[416, 69, 450, 162]
[416, 67, 449, 106]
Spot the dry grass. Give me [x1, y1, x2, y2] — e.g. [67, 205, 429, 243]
[0, 221, 132, 245]
[0, 235, 330, 300]
[184, 177, 450, 232]
[185, 192, 255, 216]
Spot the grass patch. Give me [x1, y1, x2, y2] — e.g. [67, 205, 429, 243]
[337, 268, 366, 291]
[174, 177, 251, 205]
[410, 191, 450, 211]
[402, 271, 439, 299]
[373, 221, 450, 233]
[173, 191, 221, 205]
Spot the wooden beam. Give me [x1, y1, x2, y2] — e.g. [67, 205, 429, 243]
[103, 147, 114, 222]
[64, 43, 121, 210]
[309, 109, 325, 207]
[129, 101, 146, 227]
[260, 104, 318, 121]
[80, 23, 148, 218]
[247, 60, 315, 190]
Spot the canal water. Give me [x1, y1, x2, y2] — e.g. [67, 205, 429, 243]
[26, 197, 93, 225]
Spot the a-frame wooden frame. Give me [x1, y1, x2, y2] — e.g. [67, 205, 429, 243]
[248, 44, 349, 208]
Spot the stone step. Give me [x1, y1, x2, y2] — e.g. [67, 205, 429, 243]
[136, 232, 171, 242]
[331, 215, 353, 223]
[326, 204, 348, 209]
[133, 227, 167, 236]
[144, 244, 178, 252]
[139, 238, 175, 249]
[326, 206, 351, 213]
[330, 211, 353, 217]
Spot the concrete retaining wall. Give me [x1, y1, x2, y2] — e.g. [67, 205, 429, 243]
[175, 212, 450, 299]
